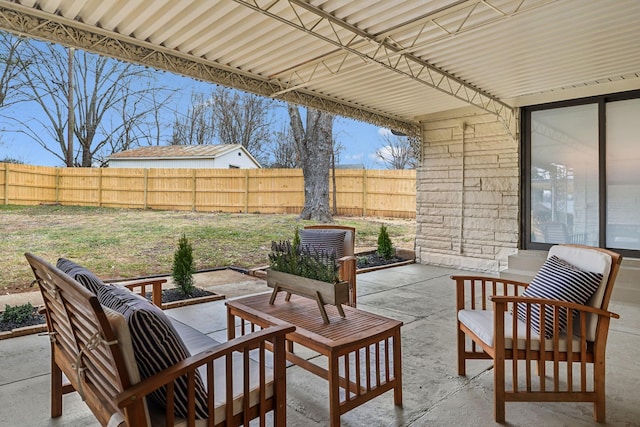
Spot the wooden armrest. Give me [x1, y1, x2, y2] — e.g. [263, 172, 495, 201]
[491, 296, 619, 346]
[119, 278, 166, 308]
[491, 295, 620, 319]
[337, 256, 357, 307]
[115, 324, 295, 411]
[118, 277, 167, 287]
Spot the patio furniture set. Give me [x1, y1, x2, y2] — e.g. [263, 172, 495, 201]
[25, 223, 622, 426]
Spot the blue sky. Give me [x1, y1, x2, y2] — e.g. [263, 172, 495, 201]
[0, 63, 389, 169]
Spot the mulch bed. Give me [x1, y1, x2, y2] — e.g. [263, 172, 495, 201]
[149, 287, 217, 304]
[356, 252, 409, 269]
[0, 309, 46, 332]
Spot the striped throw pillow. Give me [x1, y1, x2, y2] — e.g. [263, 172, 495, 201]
[97, 285, 208, 419]
[518, 255, 603, 338]
[56, 258, 104, 295]
[300, 229, 346, 260]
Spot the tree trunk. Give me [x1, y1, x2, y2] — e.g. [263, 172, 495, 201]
[287, 105, 334, 223]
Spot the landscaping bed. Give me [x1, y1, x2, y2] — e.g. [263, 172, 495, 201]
[0, 304, 47, 340]
[356, 248, 415, 273]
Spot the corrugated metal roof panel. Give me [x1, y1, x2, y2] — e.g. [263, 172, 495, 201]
[1, 0, 638, 128]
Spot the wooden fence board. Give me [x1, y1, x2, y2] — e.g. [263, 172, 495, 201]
[0, 163, 416, 218]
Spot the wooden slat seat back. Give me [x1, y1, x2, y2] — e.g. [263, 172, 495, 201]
[304, 225, 357, 307]
[453, 245, 622, 423]
[26, 252, 143, 425]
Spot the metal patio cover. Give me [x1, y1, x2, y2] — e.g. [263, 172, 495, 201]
[0, 0, 638, 136]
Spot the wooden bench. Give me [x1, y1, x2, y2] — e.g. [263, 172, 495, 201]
[26, 253, 294, 427]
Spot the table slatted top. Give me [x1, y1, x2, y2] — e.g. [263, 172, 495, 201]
[227, 293, 402, 351]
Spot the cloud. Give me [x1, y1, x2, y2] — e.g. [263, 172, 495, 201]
[344, 153, 364, 161]
[378, 127, 392, 136]
[375, 145, 393, 161]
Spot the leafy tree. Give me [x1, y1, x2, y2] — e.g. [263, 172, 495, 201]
[172, 234, 195, 296]
[287, 105, 334, 222]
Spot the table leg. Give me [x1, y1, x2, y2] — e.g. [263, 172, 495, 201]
[393, 329, 403, 407]
[227, 309, 236, 340]
[329, 353, 341, 427]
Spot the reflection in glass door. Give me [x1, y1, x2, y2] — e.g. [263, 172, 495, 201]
[530, 104, 599, 246]
[606, 98, 640, 250]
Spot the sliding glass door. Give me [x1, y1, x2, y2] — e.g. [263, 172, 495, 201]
[606, 98, 640, 250]
[523, 90, 640, 257]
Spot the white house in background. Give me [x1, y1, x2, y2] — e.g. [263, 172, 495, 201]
[107, 144, 261, 169]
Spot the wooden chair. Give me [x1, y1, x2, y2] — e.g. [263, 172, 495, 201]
[26, 252, 294, 427]
[453, 244, 622, 423]
[303, 225, 357, 307]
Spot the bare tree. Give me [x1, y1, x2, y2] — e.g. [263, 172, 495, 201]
[288, 104, 334, 222]
[96, 82, 174, 166]
[210, 87, 274, 164]
[0, 31, 29, 108]
[375, 131, 419, 169]
[268, 127, 299, 168]
[170, 93, 215, 145]
[15, 41, 169, 166]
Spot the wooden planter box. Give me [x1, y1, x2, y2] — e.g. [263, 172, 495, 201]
[266, 269, 349, 324]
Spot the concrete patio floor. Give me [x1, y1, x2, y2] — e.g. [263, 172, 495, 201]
[1, 264, 639, 426]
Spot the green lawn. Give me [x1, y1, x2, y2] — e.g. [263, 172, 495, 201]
[1, 205, 415, 293]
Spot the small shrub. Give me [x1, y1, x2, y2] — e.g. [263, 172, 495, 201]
[172, 234, 195, 296]
[2, 303, 35, 324]
[357, 255, 369, 266]
[377, 224, 394, 260]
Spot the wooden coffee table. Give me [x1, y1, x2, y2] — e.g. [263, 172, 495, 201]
[226, 293, 403, 427]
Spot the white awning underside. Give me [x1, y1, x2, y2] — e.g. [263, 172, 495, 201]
[0, 0, 638, 135]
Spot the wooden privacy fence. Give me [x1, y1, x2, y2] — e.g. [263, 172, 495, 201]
[0, 163, 416, 218]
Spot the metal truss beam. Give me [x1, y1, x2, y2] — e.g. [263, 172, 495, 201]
[235, 0, 556, 138]
[0, 2, 420, 137]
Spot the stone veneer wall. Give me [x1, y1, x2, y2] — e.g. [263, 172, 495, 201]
[416, 106, 519, 273]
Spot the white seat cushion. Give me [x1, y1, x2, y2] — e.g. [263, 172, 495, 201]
[459, 309, 582, 352]
[148, 351, 275, 426]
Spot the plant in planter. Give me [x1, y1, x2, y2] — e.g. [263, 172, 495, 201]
[172, 233, 196, 296]
[155, 234, 222, 307]
[377, 224, 394, 259]
[0, 303, 46, 333]
[267, 227, 348, 324]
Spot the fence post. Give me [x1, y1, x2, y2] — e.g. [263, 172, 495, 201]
[192, 169, 197, 212]
[362, 169, 368, 217]
[55, 168, 60, 204]
[3, 164, 8, 205]
[98, 168, 103, 207]
[143, 169, 148, 209]
[244, 169, 249, 214]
